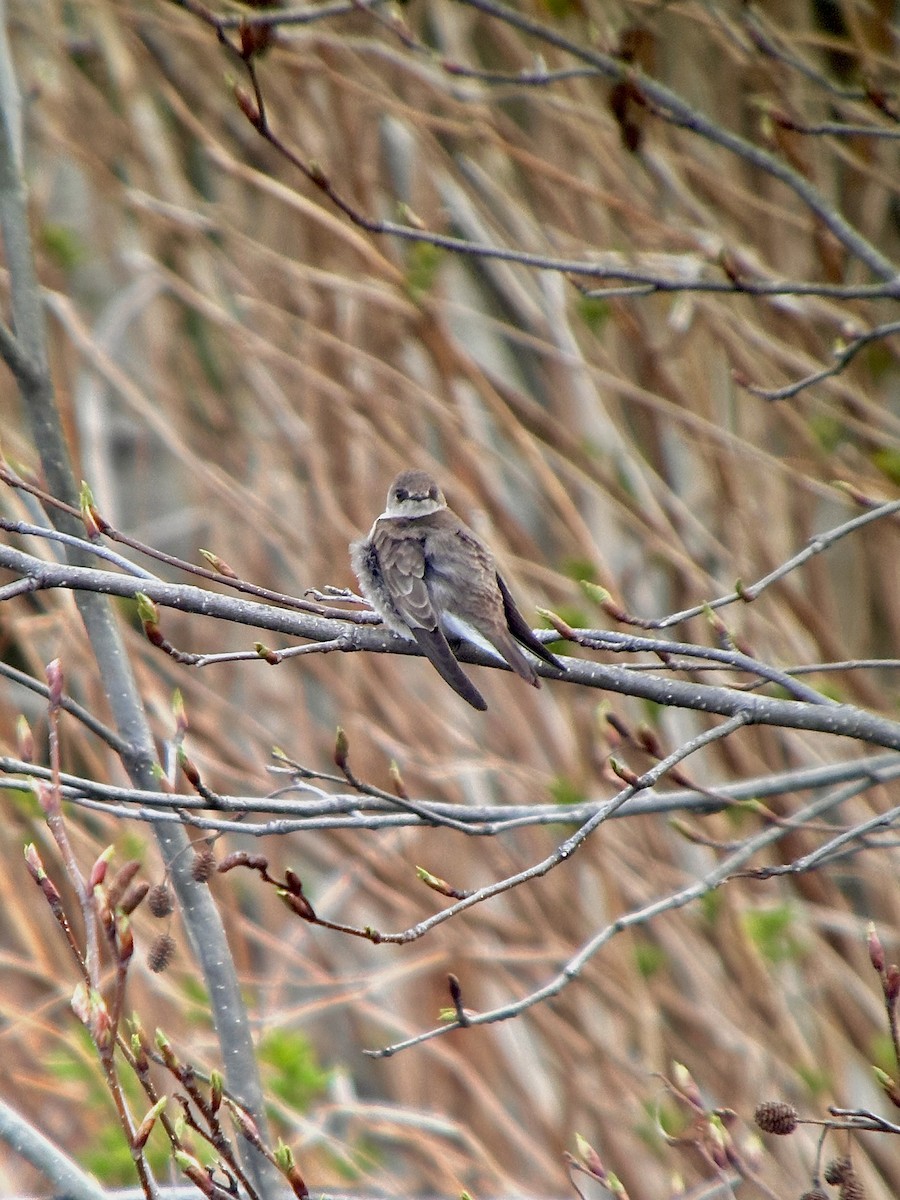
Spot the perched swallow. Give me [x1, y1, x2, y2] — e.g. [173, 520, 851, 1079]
[350, 469, 565, 710]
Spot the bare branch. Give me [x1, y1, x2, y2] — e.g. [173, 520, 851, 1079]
[745, 320, 900, 401]
[370, 766, 892, 1056]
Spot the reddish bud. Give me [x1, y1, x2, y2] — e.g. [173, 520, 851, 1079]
[23, 842, 47, 882]
[16, 715, 34, 764]
[282, 868, 303, 896]
[609, 757, 641, 787]
[80, 497, 102, 539]
[199, 548, 239, 578]
[672, 1063, 705, 1112]
[867, 923, 885, 973]
[155, 1028, 177, 1067]
[415, 866, 462, 897]
[279, 889, 317, 921]
[132, 1097, 167, 1152]
[25, 843, 63, 915]
[45, 659, 63, 707]
[224, 1098, 263, 1147]
[636, 725, 662, 756]
[606, 712, 631, 741]
[217, 851, 268, 874]
[88, 846, 114, 890]
[104, 859, 142, 909]
[333, 726, 350, 772]
[174, 1150, 216, 1195]
[36, 781, 61, 819]
[120, 881, 150, 915]
[239, 18, 273, 59]
[72, 984, 113, 1049]
[117, 915, 135, 963]
[537, 606, 575, 640]
[209, 1071, 223, 1114]
[171, 688, 188, 736]
[574, 1133, 607, 1181]
[79, 481, 110, 537]
[178, 750, 202, 789]
[448, 974, 463, 1008]
[233, 84, 259, 123]
[389, 760, 408, 799]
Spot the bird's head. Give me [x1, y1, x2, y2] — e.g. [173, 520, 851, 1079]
[385, 470, 447, 517]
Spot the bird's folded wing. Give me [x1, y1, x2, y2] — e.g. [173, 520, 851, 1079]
[375, 529, 436, 630]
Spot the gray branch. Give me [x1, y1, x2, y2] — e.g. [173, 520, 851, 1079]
[2, 543, 899, 752]
[0, 1099, 106, 1200]
[0, 12, 284, 1194]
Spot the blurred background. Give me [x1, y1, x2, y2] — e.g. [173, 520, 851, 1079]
[1, 0, 900, 1195]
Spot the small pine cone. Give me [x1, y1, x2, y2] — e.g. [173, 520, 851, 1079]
[839, 1176, 865, 1200]
[148, 933, 176, 974]
[192, 848, 217, 883]
[147, 882, 174, 918]
[824, 1157, 852, 1186]
[799, 1190, 828, 1200]
[754, 1100, 799, 1135]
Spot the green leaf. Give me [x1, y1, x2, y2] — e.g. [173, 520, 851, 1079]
[633, 939, 667, 978]
[549, 775, 585, 806]
[808, 413, 845, 453]
[405, 241, 444, 300]
[562, 557, 599, 584]
[40, 223, 87, 270]
[741, 904, 803, 963]
[258, 1028, 331, 1110]
[577, 295, 610, 334]
[872, 447, 900, 485]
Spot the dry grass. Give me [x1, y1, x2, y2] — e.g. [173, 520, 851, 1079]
[1, 0, 900, 1195]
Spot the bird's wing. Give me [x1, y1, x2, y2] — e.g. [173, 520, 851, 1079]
[496, 573, 566, 671]
[373, 521, 488, 710]
[374, 523, 437, 631]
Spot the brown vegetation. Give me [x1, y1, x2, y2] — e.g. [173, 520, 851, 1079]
[1, 0, 899, 1197]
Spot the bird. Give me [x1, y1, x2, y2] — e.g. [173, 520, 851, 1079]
[350, 469, 565, 710]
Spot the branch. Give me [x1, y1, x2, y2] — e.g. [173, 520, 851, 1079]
[452, 0, 900, 283]
[370, 765, 889, 1055]
[4, 750, 898, 835]
[634, 499, 900, 628]
[174, 0, 900, 303]
[744, 320, 900, 401]
[0, 14, 284, 1193]
[0, 1100, 106, 1200]
[3, 543, 900, 749]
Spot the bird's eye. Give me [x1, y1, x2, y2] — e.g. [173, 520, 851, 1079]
[428, 487, 438, 500]
[396, 488, 408, 501]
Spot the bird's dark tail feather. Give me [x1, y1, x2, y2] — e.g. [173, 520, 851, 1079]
[410, 626, 488, 710]
[496, 575, 566, 672]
